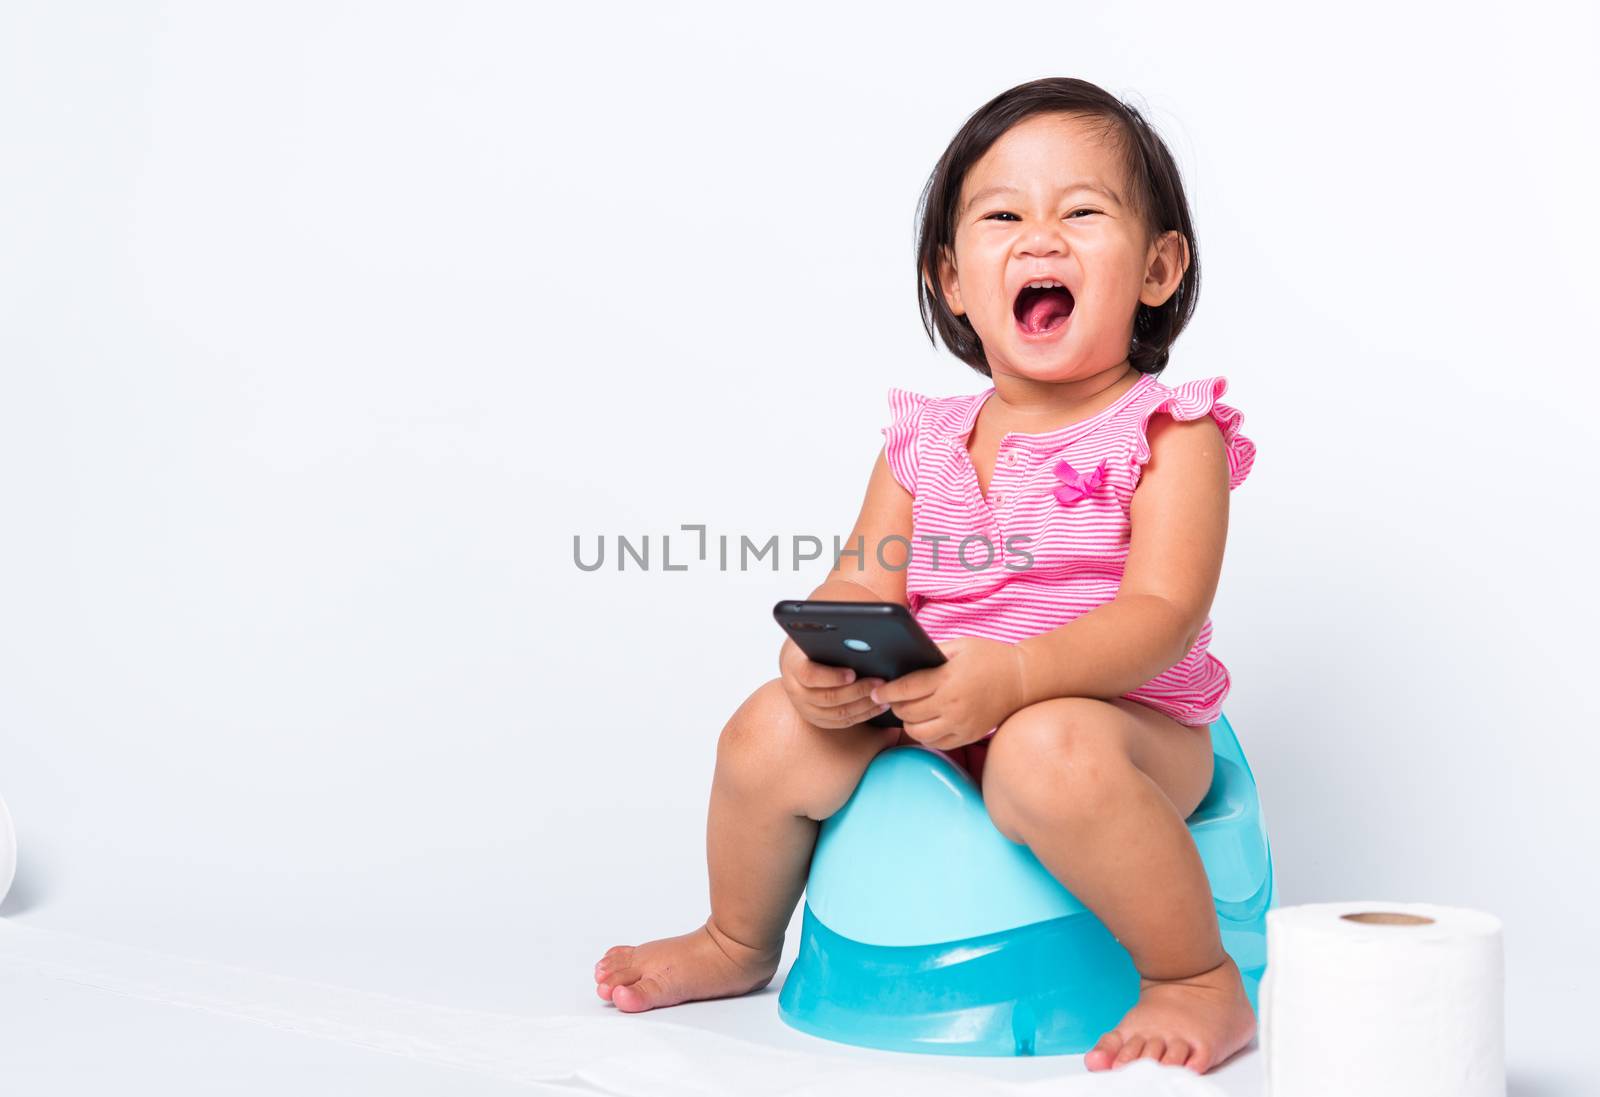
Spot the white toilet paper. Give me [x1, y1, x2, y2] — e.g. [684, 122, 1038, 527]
[1261, 900, 1504, 1097]
[0, 795, 14, 909]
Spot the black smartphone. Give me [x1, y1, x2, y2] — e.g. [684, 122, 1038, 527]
[772, 599, 947, 728]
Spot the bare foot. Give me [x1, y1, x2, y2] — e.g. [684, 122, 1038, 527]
[593, 918, 783, 1013]
[1084, 952, 1257, 1074]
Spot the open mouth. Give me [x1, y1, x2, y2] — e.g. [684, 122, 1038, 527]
[1013, 284, 1075, 336]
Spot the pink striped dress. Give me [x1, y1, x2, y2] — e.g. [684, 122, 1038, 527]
[880, 371, 1255, 732]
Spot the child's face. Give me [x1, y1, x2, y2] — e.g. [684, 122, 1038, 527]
[934, 112, 1188, 384]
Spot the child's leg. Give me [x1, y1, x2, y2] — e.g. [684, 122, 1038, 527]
[979, 696, 1257, 1076]
[594, 678, 901, 1012]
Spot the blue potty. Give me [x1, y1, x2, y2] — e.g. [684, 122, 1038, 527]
[777, 712, 1275, 1057]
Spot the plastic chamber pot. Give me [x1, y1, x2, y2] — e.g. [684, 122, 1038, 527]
[777, 712, 1274, 1057]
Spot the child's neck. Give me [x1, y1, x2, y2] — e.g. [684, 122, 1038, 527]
[986, 362, 1142, 430]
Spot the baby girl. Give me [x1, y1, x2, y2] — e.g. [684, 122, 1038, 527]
[593, 76, 1258, 1077]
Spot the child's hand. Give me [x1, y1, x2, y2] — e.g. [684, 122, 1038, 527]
[871, 636, 1028, 750]
[778, 637, 890, 730]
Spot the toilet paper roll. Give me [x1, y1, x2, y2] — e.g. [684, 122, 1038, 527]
[0, 795, 14, 909]
[1261, 901, 1504, 1097]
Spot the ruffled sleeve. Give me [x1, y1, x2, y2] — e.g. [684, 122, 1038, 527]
[880, 387, 932, 495]
[1130, 376, 1256, 492]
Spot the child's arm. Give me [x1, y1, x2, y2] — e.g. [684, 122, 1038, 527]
[1014, 412, 1231, 707]
[805, 449, 913, 606]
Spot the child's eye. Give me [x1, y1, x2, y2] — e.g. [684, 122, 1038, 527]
[983, 209, 1098, 222]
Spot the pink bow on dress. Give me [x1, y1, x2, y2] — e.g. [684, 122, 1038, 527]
[1052, 457, 1109, 505]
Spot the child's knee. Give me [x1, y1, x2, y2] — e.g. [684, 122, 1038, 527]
[982, 699, 1136, 833]
[716, 678, 801, 778]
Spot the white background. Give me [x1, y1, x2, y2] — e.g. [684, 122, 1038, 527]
[1, 2, 1595, 1094]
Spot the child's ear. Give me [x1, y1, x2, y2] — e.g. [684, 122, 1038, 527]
[1139, 229, 1189, 309]
[931, 247, 966, 317]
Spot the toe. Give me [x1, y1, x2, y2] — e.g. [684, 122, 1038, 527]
[1185, 1043, 1214, 1073]
[1113, 1035, 1147, 1066]
[596, 965, 640, 1003]
[1161, 1038, 1190, 1067]
[596, 947, 633, 977]
[612, 975, 672, 1013]
[1085, 1032, 1124, 1071]
[1142, 1038, 1166, 1064]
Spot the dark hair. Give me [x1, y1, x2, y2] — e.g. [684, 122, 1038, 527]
[915, 78, 1199, 378]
